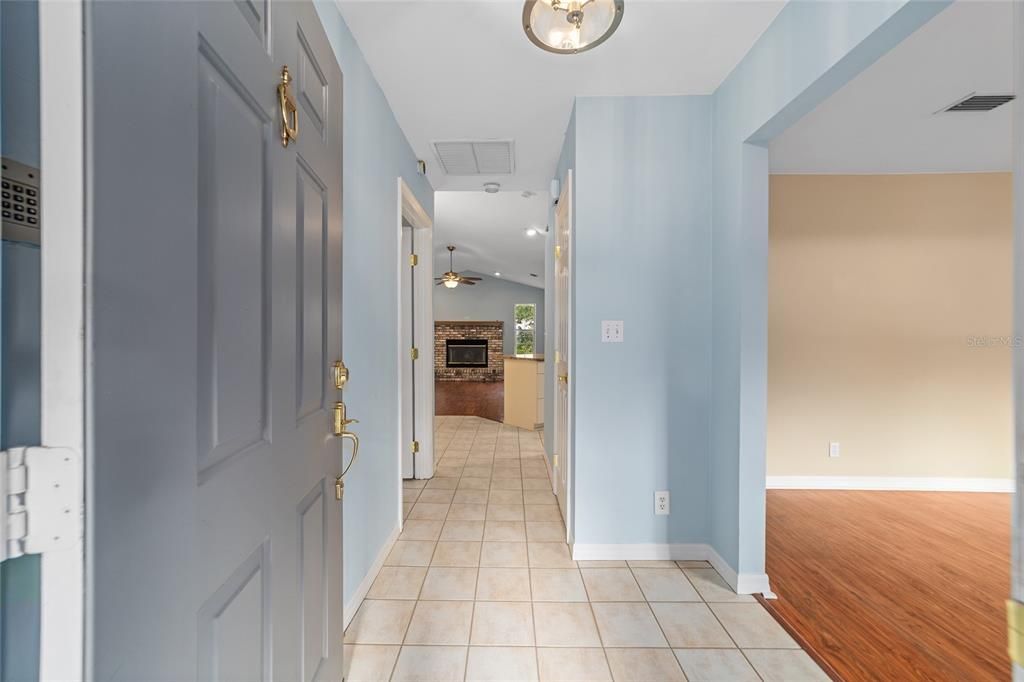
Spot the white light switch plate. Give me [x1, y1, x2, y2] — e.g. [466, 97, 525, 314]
[602, 320, 624, 343]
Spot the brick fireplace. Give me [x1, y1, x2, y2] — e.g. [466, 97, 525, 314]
[435, 320, 503, 382]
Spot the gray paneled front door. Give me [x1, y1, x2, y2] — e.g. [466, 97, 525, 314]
[88, 1, 345, 679]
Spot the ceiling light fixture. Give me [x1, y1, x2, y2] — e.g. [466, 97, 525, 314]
[523, 0, 624, 55]
[435, 245, 482, 290]
[525, 228, 539, 237]
[494, 272, 502, 277]
[483, 182, 501, 193]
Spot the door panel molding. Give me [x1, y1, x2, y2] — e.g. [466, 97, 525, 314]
[295, 157, 328, 423]
[297, 480, 328, 682]
[197, 541, 271, 682]
[295, 26, 327, 138]
[233, 0, 270, 49]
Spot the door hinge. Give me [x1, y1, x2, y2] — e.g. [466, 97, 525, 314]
[410, 347, 419, 360]
[553, 454, 559, 469]
[409, 254, 418, 267]
[411, 440, 420, 453]
[1, 446, 82, 563]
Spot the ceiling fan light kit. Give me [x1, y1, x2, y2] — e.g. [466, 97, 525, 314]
[435, 245, 483, 290]
[523, 0, 624, 55]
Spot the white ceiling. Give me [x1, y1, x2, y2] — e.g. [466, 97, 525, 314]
[770, 1, 1013, 174]
[433, 190, 550, 288]
[339, 0, 786, 192]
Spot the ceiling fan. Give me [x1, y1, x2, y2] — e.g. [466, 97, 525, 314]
[435, 245, 482, 289]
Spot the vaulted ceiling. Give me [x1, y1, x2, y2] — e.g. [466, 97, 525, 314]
[433, 190, 549, 289]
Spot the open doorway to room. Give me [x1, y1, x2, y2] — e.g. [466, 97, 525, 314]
[401, 187, 551, 524]
[398, 178, 435, 489]
[762, 2, 1013, 678]
[430, 190, 548, 429]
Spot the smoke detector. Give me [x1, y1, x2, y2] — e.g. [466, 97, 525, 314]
[483, 182, 501, 194]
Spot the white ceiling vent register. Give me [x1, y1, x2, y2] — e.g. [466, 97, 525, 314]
[938, 92, 1015, 113]
[432, 140, 515, 175]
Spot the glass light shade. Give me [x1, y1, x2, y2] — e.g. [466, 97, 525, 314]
[523, 0, 623, 54]
[444, 279, 459, 289]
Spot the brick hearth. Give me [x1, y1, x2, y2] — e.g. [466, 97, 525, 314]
[435, 320, 503, 382]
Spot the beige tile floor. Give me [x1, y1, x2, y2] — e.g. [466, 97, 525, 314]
[344, 416, 828, 682]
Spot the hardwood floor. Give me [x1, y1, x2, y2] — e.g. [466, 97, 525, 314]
[434, 380, 503, 422]
[761, 490, 1010, 681]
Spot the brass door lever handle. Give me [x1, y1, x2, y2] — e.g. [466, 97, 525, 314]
[332, 401, 360, 500]
[333, 401, 358, 435]
[335, 429, 359, 501]
[338, 430, 359, 478]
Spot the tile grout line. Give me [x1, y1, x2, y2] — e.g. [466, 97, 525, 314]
[624, 563, 690, 678]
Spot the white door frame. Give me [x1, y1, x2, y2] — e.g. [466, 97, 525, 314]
[1012, 3, 1023, 680]
[396, 178, 434, 486]
[554, 170, 574, 545]
[38, 1, 85, 679]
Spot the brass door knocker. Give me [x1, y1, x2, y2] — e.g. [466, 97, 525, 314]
[277, 66, 298, 147]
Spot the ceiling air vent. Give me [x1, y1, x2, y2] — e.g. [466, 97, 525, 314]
[432, 140, 515, 175]
[941, 93, 1015, 113]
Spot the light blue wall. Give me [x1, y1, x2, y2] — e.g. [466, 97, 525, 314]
[707, 0, 951, 576]
[0, 243, 40, 682]
[434, 273, 544, 355]
[572, 96, 712, 547]
[1, 243, 39, 448]
[314, 1, 434, 605]
[550, 1, 951, 582]
[1, 0, 40, 168]
[0, 2, 42, 679]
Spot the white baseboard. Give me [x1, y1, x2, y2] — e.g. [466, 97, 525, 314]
[344, 524, 400, 629]
[570, 543, 707, 562]
[766, 475, 1014, 493]
[570, 542, 771, 597]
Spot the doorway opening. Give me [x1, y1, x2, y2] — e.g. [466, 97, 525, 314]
[429, 190, 548, 431]
[762, 2, 1013, 678]
[398, 178, 434, 484]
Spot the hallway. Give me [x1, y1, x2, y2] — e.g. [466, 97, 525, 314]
[344, 417, 826, 681]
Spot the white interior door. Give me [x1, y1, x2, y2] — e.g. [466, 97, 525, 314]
[401, 223, 415, 478]
[87, 1, 346, 679]
[553, 171, 572, 533]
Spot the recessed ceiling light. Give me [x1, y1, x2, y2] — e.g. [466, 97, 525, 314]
[525, 228, 538, 237]
[494, 272, 501, 277]
[483, 182, 501, 193]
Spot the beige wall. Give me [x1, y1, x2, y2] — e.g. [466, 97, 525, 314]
[768, 173, 1013, 479]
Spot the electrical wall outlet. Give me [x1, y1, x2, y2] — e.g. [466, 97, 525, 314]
[654, 491, 670, 515]
[829, 442, 841, 458]
[601, 320, 624, 343]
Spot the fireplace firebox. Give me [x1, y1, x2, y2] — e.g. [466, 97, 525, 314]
[446, 339, 488, 368]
